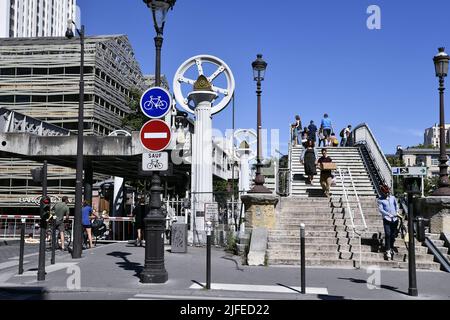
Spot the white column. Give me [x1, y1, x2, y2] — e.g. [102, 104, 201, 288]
[189, 91, 217, 244]
[239, 153, 250, 193]
[113, 176, 124, 216]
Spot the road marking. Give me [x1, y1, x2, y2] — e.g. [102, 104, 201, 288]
[17, 262, 78, 277]
[144, 133, 167, 139]
[129, 294, 250, 301]
[0, 260, 29, 270]
[8, 252, 39, 260]
[189, 283, 328, 295]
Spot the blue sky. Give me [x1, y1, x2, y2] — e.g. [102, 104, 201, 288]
[77, 0, 450, 155]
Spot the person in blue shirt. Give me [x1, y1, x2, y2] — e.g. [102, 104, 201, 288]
[320, 114, 333, 146]
[82, 200, 95, 249]
[378, 185, 399, 260]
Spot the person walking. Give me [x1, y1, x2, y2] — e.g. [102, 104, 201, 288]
[308, 120, 318, 144]
[318, 128, 325, 147]
[320, 114, 333, 146]
[317, 148, 334, 197]
[132, 197, 146, 247]
[53, 196, 70, 251]
[292, 115, 302, 146]
[340, 125, 352, 147]
[378, 185, 399, 260]
[300, 140, 318, 185]
[81, 200, 95, 249]
[330, 132, 339, 147]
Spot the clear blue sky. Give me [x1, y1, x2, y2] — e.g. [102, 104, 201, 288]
[78, 0, 450, 155]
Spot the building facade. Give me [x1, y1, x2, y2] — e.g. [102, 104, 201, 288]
[399, 147, 450, 178]
[0, 35, 145, 213]
[424, 124, 450, 148]
[0, 35, 145, 135]
[0, 0, 79, 38]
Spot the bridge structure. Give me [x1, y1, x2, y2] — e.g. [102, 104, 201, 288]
[267, 124, 447, 270]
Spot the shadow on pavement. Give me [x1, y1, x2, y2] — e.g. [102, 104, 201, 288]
[191, 279, 206, 289]
[0, 286, 46, 300]
[338, 277, 407, 296]
[107, 251, 143, 278]
[318, 294, 346, 300]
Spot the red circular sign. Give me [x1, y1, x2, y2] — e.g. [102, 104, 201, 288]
[139, 120, 172, 152]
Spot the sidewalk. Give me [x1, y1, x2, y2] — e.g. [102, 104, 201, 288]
[0, 242, 449, 300]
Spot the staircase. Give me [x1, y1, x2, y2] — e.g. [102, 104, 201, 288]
[266, 145, 442, 270]
[290, 146, 376, 197]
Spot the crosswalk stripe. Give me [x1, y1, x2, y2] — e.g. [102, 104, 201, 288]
[189, 283, 328, 295]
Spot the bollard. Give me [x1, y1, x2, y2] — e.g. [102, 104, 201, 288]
[407, 193, 418, 296]
[18, 218, 26, 275]
[51, 219, 56, 265]
[300, 223, 306, 294]
[37, 220, 46, 281]
[206, 220, 212, 290]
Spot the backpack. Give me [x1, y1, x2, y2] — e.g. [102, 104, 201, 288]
[340, 128, 346, 138]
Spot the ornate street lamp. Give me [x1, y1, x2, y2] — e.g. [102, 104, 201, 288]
[432, 47, 450, 196]
[140, 0, 176, 284]
[65, 20, 85, 259]
[249, 54, 271, 194]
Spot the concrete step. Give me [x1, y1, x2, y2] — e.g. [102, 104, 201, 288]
[267, 257, 441, 270]
[268, 250, 340, 260]
[425, 233, 441, 241]
[346, 252, 436, 263]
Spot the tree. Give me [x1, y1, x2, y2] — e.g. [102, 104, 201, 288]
[121, 87, 146, 131]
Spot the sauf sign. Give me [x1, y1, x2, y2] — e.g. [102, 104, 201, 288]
[139, 87, 172, 172]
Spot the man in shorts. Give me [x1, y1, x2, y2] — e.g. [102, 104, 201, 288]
[320, 114, 333, 146]
[53, 196, 70, 250]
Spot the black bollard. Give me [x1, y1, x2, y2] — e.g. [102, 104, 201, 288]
[51, 219, 56, 265]
[206, 221, 212, 290]
[300, 223, 306, 294]
[407, 193, 418, 296]
[18, 218, 25, 275]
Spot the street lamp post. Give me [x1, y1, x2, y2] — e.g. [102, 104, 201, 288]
[140, 0, 175, 284]
[66, 20, 85, 259]
[249, 54, 271, 194]
[432, 47, 450, 197]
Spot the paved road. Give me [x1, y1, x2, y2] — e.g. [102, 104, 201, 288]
[0, 242, 449, 301]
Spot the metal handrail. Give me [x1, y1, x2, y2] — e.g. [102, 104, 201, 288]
[338, 168, 356, 236]
[339, 167, 364, 269]
[348, 167, 367, 231]
[353, 123, 392, 190]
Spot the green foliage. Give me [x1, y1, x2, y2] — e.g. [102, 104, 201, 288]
[386, 155, 405, 167]
[213, 177, 238, 208]
[424, 176, 439, 196]
[226, 232, 238, 254]
[121, 87, 146, 131]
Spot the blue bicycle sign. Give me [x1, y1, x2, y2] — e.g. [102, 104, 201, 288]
[140, 87, 172, 119]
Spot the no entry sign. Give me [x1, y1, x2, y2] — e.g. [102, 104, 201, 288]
[140, 119, 172, 152]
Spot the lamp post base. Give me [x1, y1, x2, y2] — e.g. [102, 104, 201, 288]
[139, 215, 168, 284]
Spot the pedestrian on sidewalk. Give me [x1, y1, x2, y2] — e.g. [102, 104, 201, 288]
[300, 140, 318, 185]
[317, 148, 334, 197]
[308, 120, 318, 143]
[377, 185, 399, 260]
[82, 200, 95, 249]
[132, 197, 146, 247]
[53, 196, 70, 251]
